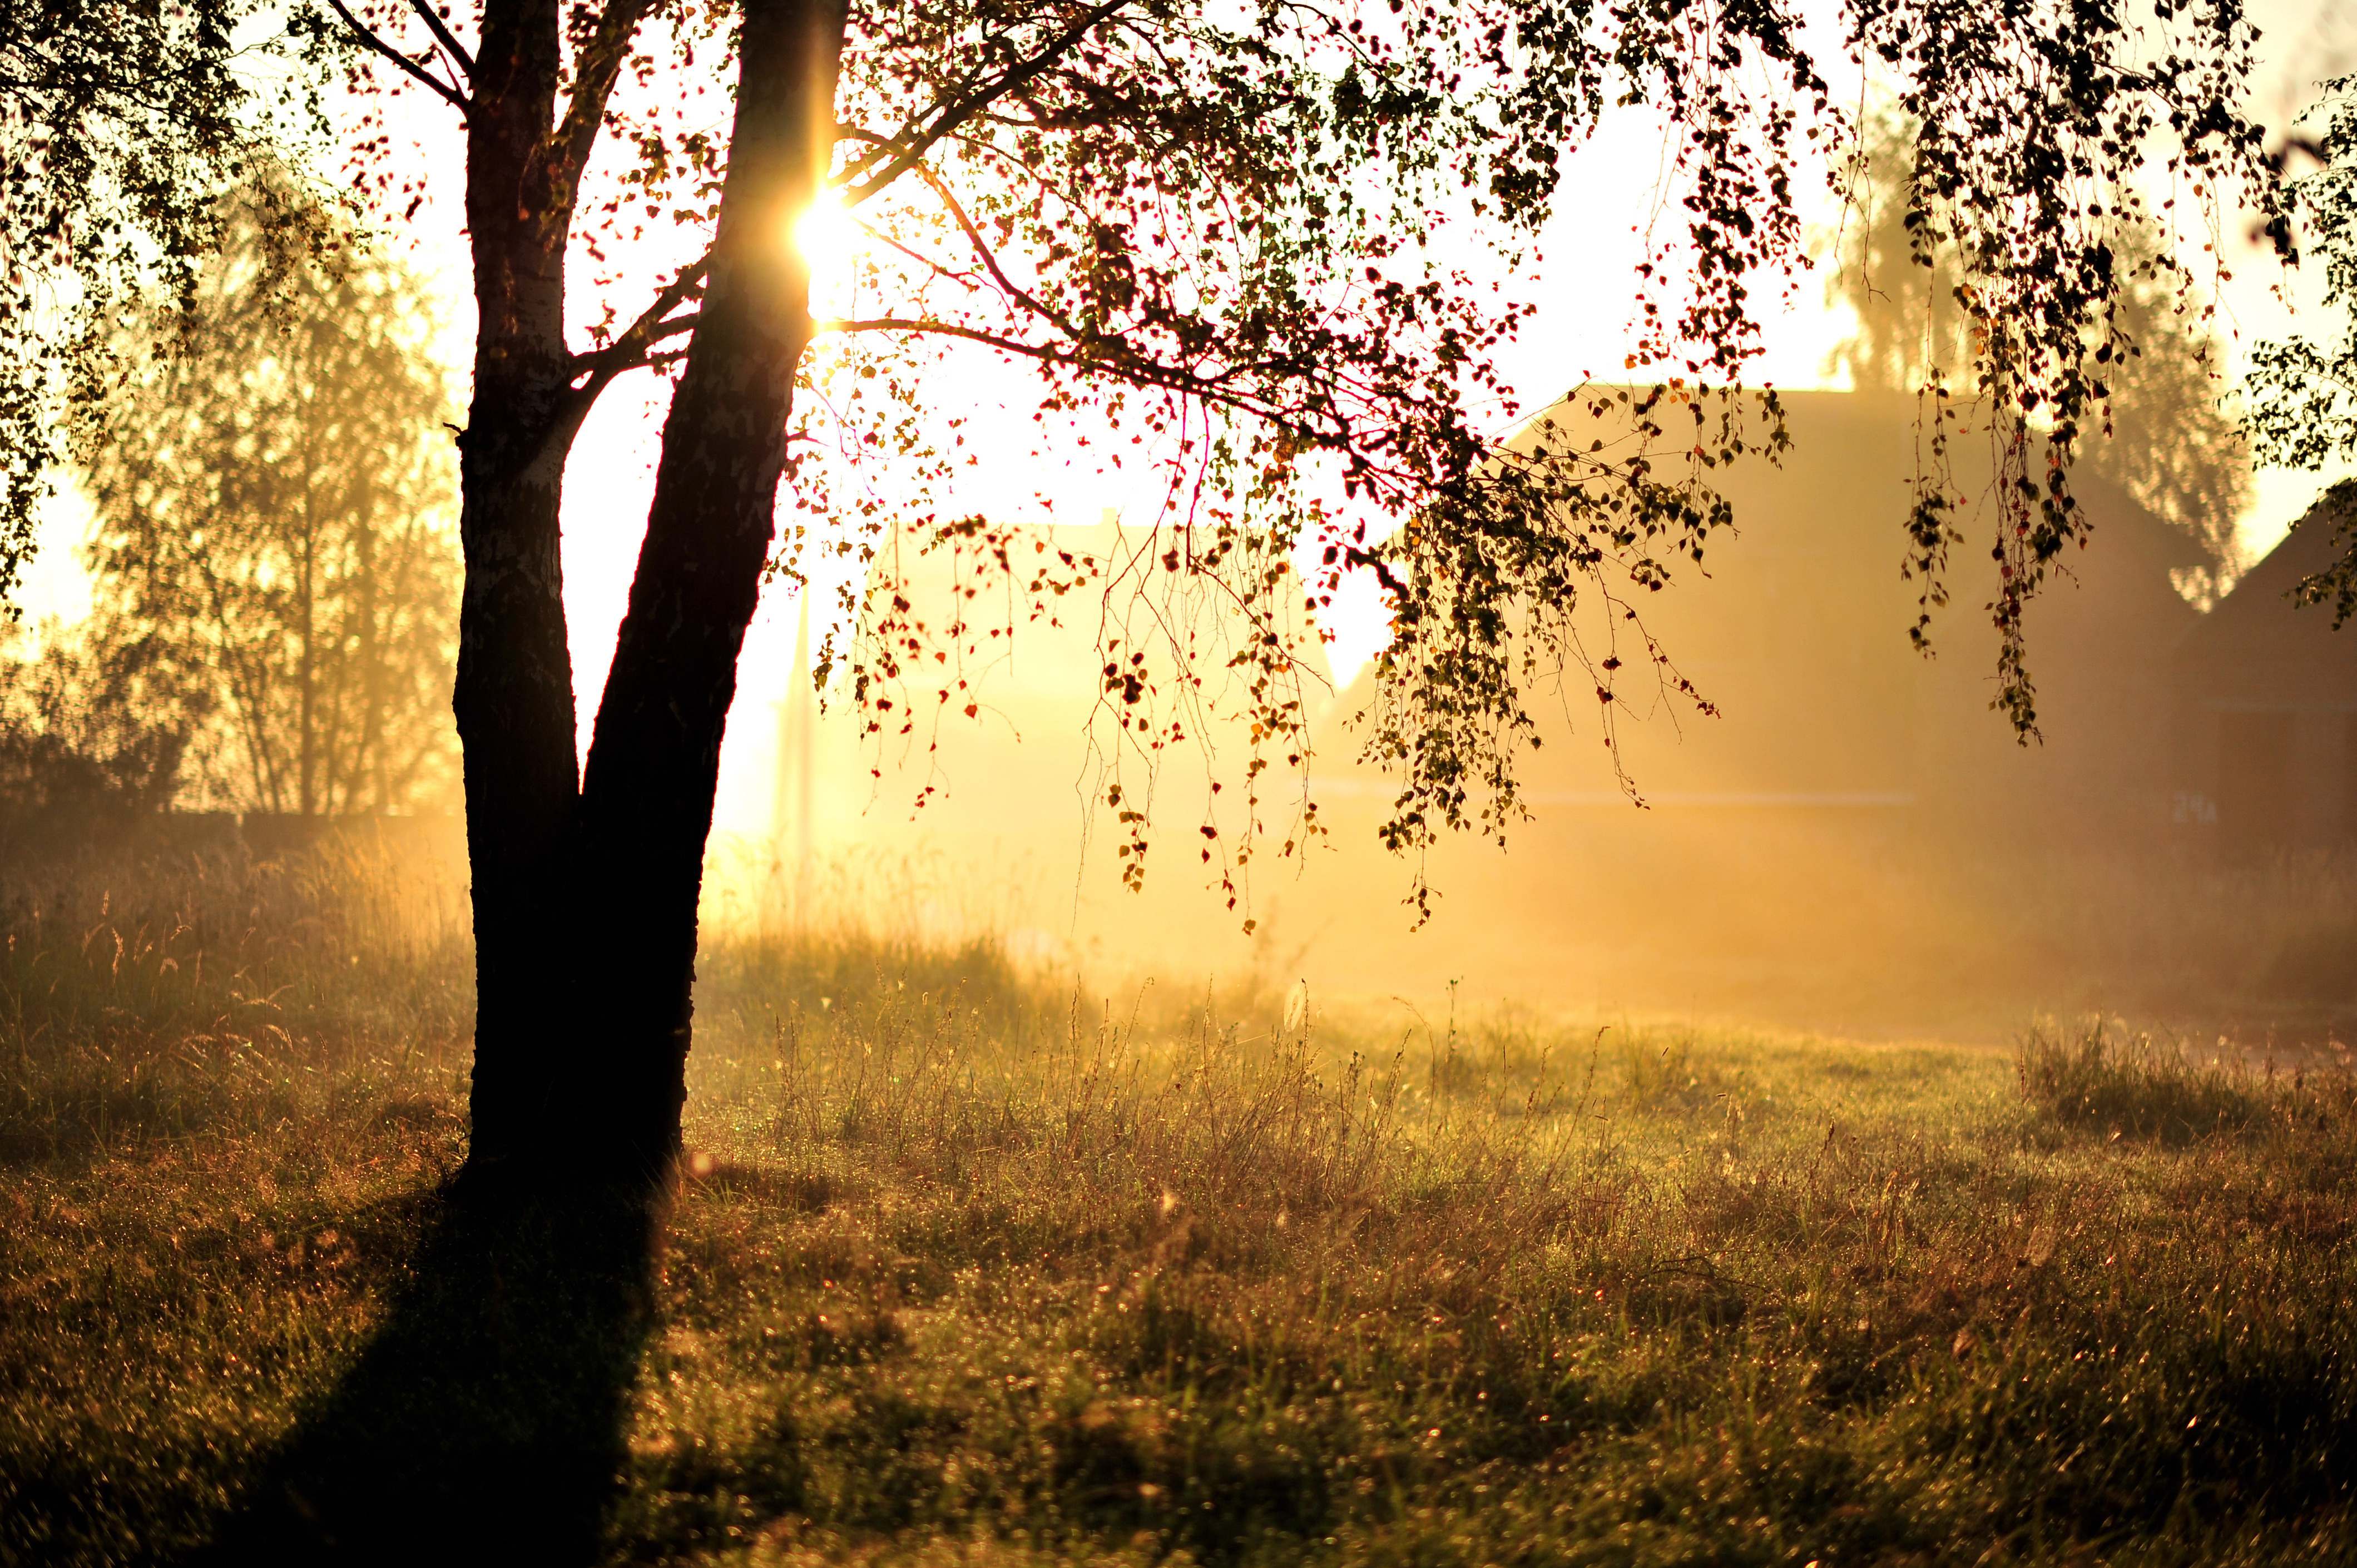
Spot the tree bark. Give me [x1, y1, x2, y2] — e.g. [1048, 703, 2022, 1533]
[454, 0, 590, 1172]
[572, 0, 846, 1177]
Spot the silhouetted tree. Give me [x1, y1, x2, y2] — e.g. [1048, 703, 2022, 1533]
[70, 189, 462, 817]
[135, 0, 2289, 1182]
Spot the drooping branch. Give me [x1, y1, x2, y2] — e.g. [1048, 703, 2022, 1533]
[323, 0, 471, 116]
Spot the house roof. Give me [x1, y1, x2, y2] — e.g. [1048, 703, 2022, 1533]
[2172, 487, 2357, 711]
[2180, 488, 2348, 652]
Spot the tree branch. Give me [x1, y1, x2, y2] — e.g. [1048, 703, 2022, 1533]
[819, 316, 1299, 430]
[573, 252, 711, 375]
[836, 0, 1128, 207]
[407, 0, 475, 79]
[910, 163, 1086, 340]
[552, 0, 657, 208]
[573, 309, 702, 381]
[324, 0, 470, 117]
[552, 251, 714, 434]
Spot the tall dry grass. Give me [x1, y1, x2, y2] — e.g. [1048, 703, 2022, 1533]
[624, 963, 2357, 1564]
[5, 836, 2357, 1563]
[0, 833, 472, 1159]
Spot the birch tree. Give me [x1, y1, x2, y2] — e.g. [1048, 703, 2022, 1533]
[249, 0, 2287, 1183]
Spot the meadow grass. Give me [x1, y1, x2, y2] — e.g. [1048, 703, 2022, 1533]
[4, 846, 2357, 1564]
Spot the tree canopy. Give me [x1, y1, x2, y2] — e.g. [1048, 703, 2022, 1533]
[365, 0, 2267, 824]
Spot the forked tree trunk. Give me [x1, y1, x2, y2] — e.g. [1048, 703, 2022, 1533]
[455, 0, 846, 1184]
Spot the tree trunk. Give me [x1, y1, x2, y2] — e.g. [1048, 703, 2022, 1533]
[453, 0, 589, 1173]
[455, 0, 845, 1183]
[296, 471, 318, 818]
[354, 490, 380, 815]
[572, 0, 846, 1178]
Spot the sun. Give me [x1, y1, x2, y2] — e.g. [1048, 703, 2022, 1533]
[791, 189, 857, 275]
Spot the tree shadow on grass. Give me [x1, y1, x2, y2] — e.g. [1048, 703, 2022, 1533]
[191, 1174, 661, 1568]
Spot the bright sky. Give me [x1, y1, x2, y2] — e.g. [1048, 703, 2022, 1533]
[18, 0, 2357, 837]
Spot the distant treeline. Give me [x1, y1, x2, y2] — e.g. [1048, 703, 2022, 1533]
[0, 792, 465, 871]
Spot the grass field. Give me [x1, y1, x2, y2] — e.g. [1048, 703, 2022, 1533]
[5, 845, 2357, 1565]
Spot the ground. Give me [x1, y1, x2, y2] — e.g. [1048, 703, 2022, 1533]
[3, 845, 2356, 1565]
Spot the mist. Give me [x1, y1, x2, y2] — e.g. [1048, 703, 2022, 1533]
[686, 387, 2351, 1047]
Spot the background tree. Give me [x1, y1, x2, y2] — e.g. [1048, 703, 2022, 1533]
[1826, 115, 1983, 403]
[70, 189, 463, 818]
[1829, 111, 2254, 611]
[279, 0, 2283, 1187]
[2247, 73, 2357, 623]
[0, 0, 304, 604]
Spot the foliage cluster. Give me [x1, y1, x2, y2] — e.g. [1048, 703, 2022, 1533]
[0, 0, 296, 604]
[0, 626, 190, 858]
[1828, 112, 2253, 609]
[2246, 73, 2357, 628]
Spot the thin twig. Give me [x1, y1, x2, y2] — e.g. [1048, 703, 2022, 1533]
[406, 0, 475, 78]
[324, 0, 469, 117]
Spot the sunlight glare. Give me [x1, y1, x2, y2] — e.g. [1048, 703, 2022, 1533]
[791, 190, 856, 276]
